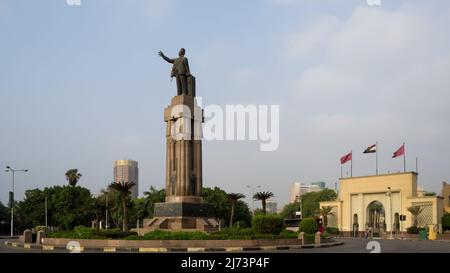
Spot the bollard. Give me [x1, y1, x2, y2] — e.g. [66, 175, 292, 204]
[428, 224, 437, 240]
[23, 229, 32, 243]
[36, 230, 46, 244]
[298, 232, 305, 245]
[315, 231, 322, 246]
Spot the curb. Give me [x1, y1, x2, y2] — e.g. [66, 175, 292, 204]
[4, 240, 344, 252]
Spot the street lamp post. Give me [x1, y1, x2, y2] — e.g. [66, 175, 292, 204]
[5, 166, 28, 237]
[45, 196, 48, 229]
[105, 189, 109, 229]
[246, 185, 261, 214]
[1, 221, 5, 236]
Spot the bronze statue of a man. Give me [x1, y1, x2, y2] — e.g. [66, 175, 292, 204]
[158, 48, 190, 96]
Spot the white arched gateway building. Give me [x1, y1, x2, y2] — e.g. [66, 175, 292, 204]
[320, 172, 445, 237]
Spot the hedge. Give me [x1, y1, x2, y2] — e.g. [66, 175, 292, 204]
[298, 218, 318, 234]
[252, 214, 285, 235]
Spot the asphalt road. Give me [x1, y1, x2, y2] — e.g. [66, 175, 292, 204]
[281, 238, 450, 253]
[0, 238, 449, 253]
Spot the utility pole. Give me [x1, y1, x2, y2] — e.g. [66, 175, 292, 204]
[45, 196, 48, 229]
[105, 188, 109, 229]
[5, 166, 28, 237]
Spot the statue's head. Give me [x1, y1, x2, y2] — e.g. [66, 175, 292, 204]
[179, 48, 185, 56]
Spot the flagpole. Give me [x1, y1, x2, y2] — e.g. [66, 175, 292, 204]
[416, 157, 418, 173]
[403, 142, 406, 172]
[351, 150, 353, 177]
[376, 141, 378, 175]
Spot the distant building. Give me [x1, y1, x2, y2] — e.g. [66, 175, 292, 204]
[114, 159, 139, 198]
[442, 181, 450, 213]
[310, 181, 326, 190]
[289, 181, 326, 203]
[266, 200, 277, 214]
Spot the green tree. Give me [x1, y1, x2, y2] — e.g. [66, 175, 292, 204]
[143, 186, 166, 218]
[128, 198, 146, 228]
[300, 189, 337, 218]
[407, 205, 423, 227]
[202, 187, 251, 227]
[227, 193, 246, 227]
[233, 200, 252, 228]
[424, 192, 436, 196]
[15, 189, 46, 230]
[108, 181, 135, 232]
[0, 201, 9, 235]
[252, 191, 274, 215]
[318, 206, 334, 228]
[65, 169, 82, 186]
[280, 202, 301, 219]
[202, 187, 230, 225]
[50, 186, 92, 230]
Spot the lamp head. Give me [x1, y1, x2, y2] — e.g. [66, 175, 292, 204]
[6, 166, 11, 169]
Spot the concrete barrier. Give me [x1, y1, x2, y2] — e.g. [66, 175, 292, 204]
[36, 230, 46, 245]
[22, 229, 32, 244]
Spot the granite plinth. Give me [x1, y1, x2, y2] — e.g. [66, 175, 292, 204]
[154, 202, 214, 218]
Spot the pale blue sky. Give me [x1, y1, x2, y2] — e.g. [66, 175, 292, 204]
[1, 0, 450, 208]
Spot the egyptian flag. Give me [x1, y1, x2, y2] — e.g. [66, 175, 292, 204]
[392, 144, 405, 158]
[340, 151, 352, 164]
[363, 144, 377, 154]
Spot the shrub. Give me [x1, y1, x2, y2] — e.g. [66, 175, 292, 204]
[442, 213, 450, 231]
[252, 214, 285, 235]
[93, 229, 137, 239]
[304, 234, 315, 244]
[298, 218, 318, 234]
[141, 230, 209, 240]
[325, 227, 339, 235]
[407, 226, 419, 234]
[47, 226, 136, 239]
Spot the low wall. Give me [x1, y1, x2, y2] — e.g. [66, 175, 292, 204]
[42, 238, 303, 248]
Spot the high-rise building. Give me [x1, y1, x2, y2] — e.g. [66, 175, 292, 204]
[114, 159, 139, 198]
[289, 181, 326, 203]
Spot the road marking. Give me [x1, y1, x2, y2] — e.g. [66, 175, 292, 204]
[139, 247, 167, 252]
[225, 247, 243, 252]
[103, 247, 116, 252]
[43, 245, 54, 251]
[187, 247, 205, 252]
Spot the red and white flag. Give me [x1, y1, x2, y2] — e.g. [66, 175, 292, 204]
[392, 144, 405, 158]
[340, 152, 352, 164]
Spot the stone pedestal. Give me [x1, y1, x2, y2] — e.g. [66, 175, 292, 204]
[138, 93, 218, 235]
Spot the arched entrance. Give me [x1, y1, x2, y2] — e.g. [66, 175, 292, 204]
[366, 201, 385, 235]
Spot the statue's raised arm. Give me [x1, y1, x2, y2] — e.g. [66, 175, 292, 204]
[158, 48, 194, 96]
[158, 51, 174, 64]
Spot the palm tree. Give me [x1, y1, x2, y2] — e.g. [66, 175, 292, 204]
[318, 206, 334, 228]
[108, 181, 135, 232]
[253, 191, 274, 215]
[65, 169, 82, 186]
[227, 193, 246, 227]
[407, 205, 423, 227]
[368, 202, 383, 228]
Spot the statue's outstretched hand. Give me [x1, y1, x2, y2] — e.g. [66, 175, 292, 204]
[158, 51, 164, 58]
